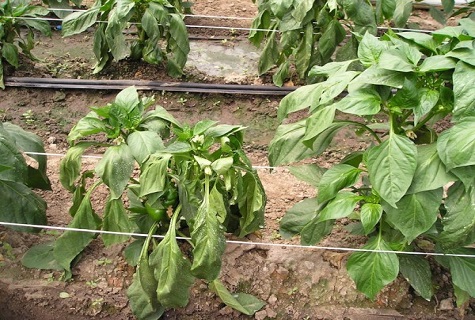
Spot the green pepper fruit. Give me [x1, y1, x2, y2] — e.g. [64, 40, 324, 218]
[145, 203, 166, 222]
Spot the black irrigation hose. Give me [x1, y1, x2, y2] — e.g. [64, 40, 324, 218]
[4, 77, 297, 95]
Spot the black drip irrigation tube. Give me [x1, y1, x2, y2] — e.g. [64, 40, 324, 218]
[4, 77, 297, 95]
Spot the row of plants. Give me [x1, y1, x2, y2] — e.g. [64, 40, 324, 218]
[2, 0, 475, 89]
[270, 18, 475, 305]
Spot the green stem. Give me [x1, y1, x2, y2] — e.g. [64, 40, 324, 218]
[336, 120, 382, 144]
[139, 223, 158, 261]
[412, 108, 438, 132]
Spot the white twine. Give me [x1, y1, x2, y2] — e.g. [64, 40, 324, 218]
[1, 221, 474, 258]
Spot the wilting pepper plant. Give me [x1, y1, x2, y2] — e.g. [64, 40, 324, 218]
[249, 0, 413, 86]
[61, 0, 190, 77]
[23, 86, 266, 319]
[0, 122, 51, 231]
[270, 18, 475, 305]
[0, 0, 51, 88]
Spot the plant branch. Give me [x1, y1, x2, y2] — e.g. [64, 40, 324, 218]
[336, 120, 382, 144]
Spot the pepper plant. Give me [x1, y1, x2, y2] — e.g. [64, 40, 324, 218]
[61, 0, 190, 77]
[0, 122, 51, 232]
[270, 18, 475, 304]
[249, 0, 413, 86]
[0, 0, 51, 88]
[23, 86, 266, 318]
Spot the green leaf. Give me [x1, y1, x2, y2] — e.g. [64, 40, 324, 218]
[2, 42, 19, 68]
[190, 187, 226, 281]
[295, 24, 313, 79]
[237, 172, 266, 237]
[318, 164, 362, 203]
[3, 123, 50, 189]
[398, 32, 438, 53]
[166, 14, 190, 77]
[452, 61, 475, 120]
[258, 31, 279, 75]
[300, 218, 334, 246]
[414, 89, 439, 125]
[443, 248, 475, 297]
[280, 197, 323, 239]
[210, 280, 265, 315]
[211, 157, 234, 175]
[319, 19, 346, 62]
[139, 155, 171, 197]
[318, 192, 361, 221]
[349, 66, 405, 92]
[407, 144, 455, 194]
[389, 78, 420, 109]
[437, 119, 475, 171]
[67, 111, 107, 143]
[62, 7, 99, 37]
[59, 142, 95, 192]
[360, 203, 383, 234]
[127, 131, 164, 165]
[95, 144, 135, 199]
[0, 126, 28, 183]
[347, 236, 399, 300]
[358, 32, 387, 67]
[439, 183, 475, 249]
[53, 192, 101, 279]
[268, 121, 311, 166]
[105, 9, 129, 61]
[303, 105, 336, 147]
[124, 239, 144, 267]
[102, 197, 133, 246]
[399, 255, 433, 301]
[418, 56, 456, 72]
[335, 88, 381, 116]
[288, 164, 325, 188]
[379, 50, 416, 73]
[454, 285, 470, 308]
[393, 0, 412, 28]
[277, 83, 323, 121]
[384, 189, 443, 243]
[127, 228, 165, 320]
[150, 213, 195, 308]
[0, 180, 47, 233]
[367, 134, 417, 207]
[22, 242, 62, 271]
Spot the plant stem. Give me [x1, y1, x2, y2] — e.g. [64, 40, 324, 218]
[337, 120, 382, 144]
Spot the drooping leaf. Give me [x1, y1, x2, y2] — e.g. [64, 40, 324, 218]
[317, 164, 362, 203]
[349, 66, 405, 92]
[319, 19, 346, 62]
[53, 192, 101, 279]
[347, 236, 399, 300]
[127, 226, 165, 320]
[22, 242, 62, 271]
[366, 133, 417, 207]
[3, 122, 50, 189]
[414, 88, 439, 125]
[0, 180, 47, 233]
[280, 197, 323, 239]
[210, 280, 265, 316]
[2, 42, 19, 68]
[303, 105, 336, 147]
[393, 0, 412, 28]
[67, 111, 107, 143]
[439, 183, 475, 249]
[150, 213, 195, 308]
[102, 197, 133, 246]
[277, 83, 323, 121]
[300, 217, 334, 246]
[237, 172, 266, 237]
[442, 248, 475, 297]
[0, 129, 28, 183]
[95, 144, 135, 199]
[288, 164, 325, 188]
[190, 183, 226, 281]
[384, 188, 443, 243]
[61, 7, 99, 37]
[139, 155, 171, 197]
[258, 31, 280, 75]
[399, 254, 433, 301]
[59, 142, 96, 192]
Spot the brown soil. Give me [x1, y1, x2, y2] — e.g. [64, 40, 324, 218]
[0, 1, 474, 320]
